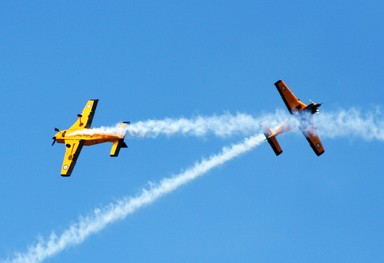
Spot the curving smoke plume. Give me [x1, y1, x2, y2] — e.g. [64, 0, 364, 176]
[3, 134, 266, 263]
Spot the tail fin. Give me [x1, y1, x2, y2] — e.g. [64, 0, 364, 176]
[116, 121, 130, 137]
[110, 121, 129, 157]
[263, 127, 283, 156]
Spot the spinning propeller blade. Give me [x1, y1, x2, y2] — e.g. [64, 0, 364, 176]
[52, 128, 60, 146]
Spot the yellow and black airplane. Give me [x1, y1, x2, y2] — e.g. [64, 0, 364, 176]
[264, 80, 325, 156]
[52, 99, 129, 176]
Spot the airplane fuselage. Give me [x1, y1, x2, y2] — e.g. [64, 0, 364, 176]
[54, 130, 124, 146]
[273, 102, 321, 137]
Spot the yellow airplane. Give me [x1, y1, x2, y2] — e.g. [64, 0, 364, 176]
[264, 80, 325, 156]
[52, 99, 129, 176]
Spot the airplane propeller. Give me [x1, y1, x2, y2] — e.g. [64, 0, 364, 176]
[315, 102, 322, 115]
[317, 103, 323, 115]
[52, 128, 60, 146]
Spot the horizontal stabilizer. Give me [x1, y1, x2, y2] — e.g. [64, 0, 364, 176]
[264, 127, 283, 156]
[110, 139, 128, 157]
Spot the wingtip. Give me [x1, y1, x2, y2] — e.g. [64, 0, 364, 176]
[316, 150, 325, 157]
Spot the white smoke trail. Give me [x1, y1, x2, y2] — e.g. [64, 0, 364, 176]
[67, 111, 294, 138]
[316, 108, 384, 140]
[3, 134, 266, 263]
[68, 108, 384, 141]
[125, 112, 288, 138]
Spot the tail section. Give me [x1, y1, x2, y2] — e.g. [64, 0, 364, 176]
[263, 127, 283, 156]
[110, 121, 129, 157]
[110, 139, 128, 157]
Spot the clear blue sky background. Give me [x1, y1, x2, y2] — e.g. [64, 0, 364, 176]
[1, 1, 384, 262]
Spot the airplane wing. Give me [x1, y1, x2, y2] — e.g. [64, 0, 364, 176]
[69, 99, 99, 130]
[300, 124, 325, 156]
[275, 80, 307, 114]
[61, 140, 85, 176]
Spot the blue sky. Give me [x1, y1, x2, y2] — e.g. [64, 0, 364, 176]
[1, 1, 384, 262]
